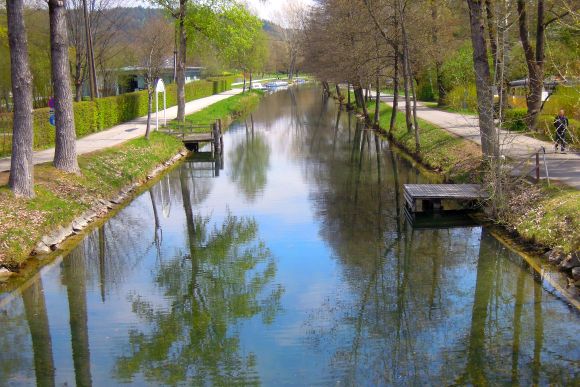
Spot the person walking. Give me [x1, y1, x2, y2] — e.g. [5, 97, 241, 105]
[553, 109, 569, 153]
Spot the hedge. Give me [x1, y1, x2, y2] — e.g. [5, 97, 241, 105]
[0, 75, 237, 156]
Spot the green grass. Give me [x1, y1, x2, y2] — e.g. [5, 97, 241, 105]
[168, 91, 262, 132]
[508, 184, 580, 253]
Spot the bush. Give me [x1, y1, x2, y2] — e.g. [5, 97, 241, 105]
[445, 84, 478, 111]
[504, 108, 528, 132]
[0, 76, 237, 154]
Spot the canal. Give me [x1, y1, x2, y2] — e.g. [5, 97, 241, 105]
[1, 85, 578, 385]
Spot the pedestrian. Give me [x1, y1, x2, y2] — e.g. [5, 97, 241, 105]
[553, 109, 569, 153]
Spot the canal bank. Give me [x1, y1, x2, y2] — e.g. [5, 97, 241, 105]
[339, 93, 579, 287]
[0, 86, 578, 385]
[0, 91, 262, 275]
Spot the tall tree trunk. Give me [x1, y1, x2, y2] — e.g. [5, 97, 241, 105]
[410, 75, 420, 153]
[467, 0, 498, 158]
[7, 0, 35, 198]
[176, 0, 187, 122]
[249, 72, 253, 91]
[335, 84, 343, 105]
[517, 0, 544, 132]
[50, 0, 79, 173]
[347, 82, 352, 109]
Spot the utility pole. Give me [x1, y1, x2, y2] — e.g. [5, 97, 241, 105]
[82, 0, 98, 99]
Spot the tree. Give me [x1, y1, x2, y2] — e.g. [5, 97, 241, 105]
[217, 4, 266, 91]
[133, 16, 173, 139]
[6, 0, 35, 198]
[49, 0, 80, 173]
[466, 0, 498, 158]
[516, 0, 575, 131]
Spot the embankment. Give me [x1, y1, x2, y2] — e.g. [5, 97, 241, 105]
[0, 91, 262, 278]
[344, 96, 579, 285]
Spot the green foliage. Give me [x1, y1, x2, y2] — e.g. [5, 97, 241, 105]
[504, 108, 528, 132]
[543, 85, 580, 120]
[417, 76, 436, 102]
[445, 84, 478, 112]
[441, 44, 475, 91]
[0, 76, 236, 156]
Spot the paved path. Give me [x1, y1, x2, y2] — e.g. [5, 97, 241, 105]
[380, 96, 580, 189]
[0, 89, 243, 173]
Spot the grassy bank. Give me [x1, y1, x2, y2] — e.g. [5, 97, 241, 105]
[168, 90, 262, 131]
[364, 100, 579, 254]
[0, 91, 263, 266]
[0, 132, 184, 264]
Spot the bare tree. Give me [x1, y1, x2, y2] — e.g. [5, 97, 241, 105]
[134, 17, 173, 139]
[49, 0, 79, 173]
[6, 0, 35, 198]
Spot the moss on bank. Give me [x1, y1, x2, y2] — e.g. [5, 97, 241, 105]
[0, 91, 262, 266]
[362, 99, 579, 254]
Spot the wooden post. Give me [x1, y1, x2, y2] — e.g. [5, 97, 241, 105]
[218, 119, 223, 154]
[212, 122, 220, 155]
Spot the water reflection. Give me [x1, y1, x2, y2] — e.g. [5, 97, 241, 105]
[0, 85, 578, 386]
[229, 117, 271, 201]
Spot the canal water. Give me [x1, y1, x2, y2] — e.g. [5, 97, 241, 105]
[1, 86, 579, 386]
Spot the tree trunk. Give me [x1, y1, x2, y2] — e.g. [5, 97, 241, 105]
[410, 76, 420, 153]
[176, 0, 187, 122]
[390, 53, 399, 133]
[249, 72, 253, 91]
[145, 89, 153, 139]
[243, 74, 246, 92]
[467, 0, 498, 158]
[335, 84, 343, 105]
[347, 83, 352, 109]
[517, 0, 544, 132]
[374, 77, 380, 128]
[50, 0, 79, 173]
[7, 0, 35, 198]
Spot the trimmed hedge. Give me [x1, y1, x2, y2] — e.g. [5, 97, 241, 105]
[0, 75, 237, 156]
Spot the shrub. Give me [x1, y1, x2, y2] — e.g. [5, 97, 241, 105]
[445, 84, 478, 111]
[503, 108, 528, 132]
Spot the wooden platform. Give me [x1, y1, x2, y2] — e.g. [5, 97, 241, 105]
[181, 133, 214, 143]
[404, 184, 487, 212]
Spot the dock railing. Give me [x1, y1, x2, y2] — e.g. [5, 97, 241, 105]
[509, 146, 550, 185]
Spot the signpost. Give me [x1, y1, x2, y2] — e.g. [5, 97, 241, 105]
[155, 79, 167, 131]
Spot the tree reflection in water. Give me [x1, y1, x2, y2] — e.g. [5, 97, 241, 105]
[114, 168, 283, 385]
[229, 117, 271, 202]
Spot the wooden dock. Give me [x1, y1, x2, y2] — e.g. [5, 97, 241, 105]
[403, 184, 487, 212]
[164, 121, 223, 154]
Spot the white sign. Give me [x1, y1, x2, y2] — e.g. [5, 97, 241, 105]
[155, 79, 167, 131]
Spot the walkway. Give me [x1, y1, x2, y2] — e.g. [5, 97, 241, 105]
[381, 96, 580, 189]
[0, 89, 243, 173]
